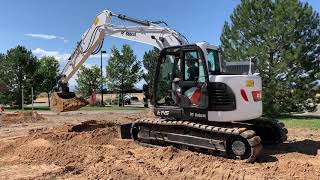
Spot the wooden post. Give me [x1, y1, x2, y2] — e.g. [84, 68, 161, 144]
[22, 85, 24, 111]
[31, 87, 34, 120]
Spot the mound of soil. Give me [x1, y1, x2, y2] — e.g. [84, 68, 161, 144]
[0, 111, 45, 125]
[0, 111, 319, 179]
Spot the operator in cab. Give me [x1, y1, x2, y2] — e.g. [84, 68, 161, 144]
[186, 59, 199, 81]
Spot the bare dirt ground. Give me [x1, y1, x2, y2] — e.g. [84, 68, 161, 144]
[0, 110, 319, 180]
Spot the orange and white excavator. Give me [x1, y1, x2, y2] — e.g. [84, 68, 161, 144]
[51, 10, 287, 162]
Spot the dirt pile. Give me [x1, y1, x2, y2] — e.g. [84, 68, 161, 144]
[0, 120, 121, 179]
[50, 93, 88, 112]
[0, 111, 319, 179]
[0, 111, 45, 125]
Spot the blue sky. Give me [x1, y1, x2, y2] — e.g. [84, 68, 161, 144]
[0, 0, 319, 89]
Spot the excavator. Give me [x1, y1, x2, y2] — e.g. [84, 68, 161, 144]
[51, 10, 287, 162]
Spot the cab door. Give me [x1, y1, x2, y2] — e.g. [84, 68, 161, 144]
[179, 46, 209, 110]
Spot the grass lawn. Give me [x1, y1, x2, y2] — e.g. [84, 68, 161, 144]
[3, 106, 320, 130]
[79, 105, 146, 111]
[279, 116, 320, 130]
[5, 106, 50, 111]
[4, 105, 146, 112]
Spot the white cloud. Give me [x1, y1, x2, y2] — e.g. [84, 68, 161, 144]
[32, 48, 110, 64]
[135, 79, 146, 90]
[90, 53, 110, 59]
[83, 63, 94, 68]
[25, 33, 56, 39]
[68, 77, 77, 91]
[142, 67, 148, 74]
[25, 33, 68, 43]
[32, 48, 71, 64]
[32, 48, 110, 90]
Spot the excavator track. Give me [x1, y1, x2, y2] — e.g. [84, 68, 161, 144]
[129, 118, 263, 163]
[249, 118, 288, 144]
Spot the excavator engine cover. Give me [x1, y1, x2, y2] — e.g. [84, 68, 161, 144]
[50, 92, 88, 112]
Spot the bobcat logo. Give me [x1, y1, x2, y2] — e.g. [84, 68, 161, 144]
[120, 31, 136, 36]
[190, 112, 206, 118]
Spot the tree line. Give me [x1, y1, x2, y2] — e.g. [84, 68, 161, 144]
[0, 45, 59, 108]
[76, 45, 158, 107]
[221, 0, 320, 117]
[0, 44, 156, 109]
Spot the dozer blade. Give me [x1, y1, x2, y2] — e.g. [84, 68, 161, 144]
[50, 92, 89, 112]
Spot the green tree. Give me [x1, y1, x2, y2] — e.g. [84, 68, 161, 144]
[106, 45, 142, 106]
[0, 53, 7, 93]
[0, 45, 38, 108]
[221, 0, 320, 117]
[143, 47, 160, 103]
[36, 56, 60, 107]
[76, 65, 101, 97]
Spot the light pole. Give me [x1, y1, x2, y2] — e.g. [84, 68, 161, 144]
[100, 50, 107, 105]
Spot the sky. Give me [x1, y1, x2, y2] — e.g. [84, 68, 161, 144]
[0, 0, 319, 89]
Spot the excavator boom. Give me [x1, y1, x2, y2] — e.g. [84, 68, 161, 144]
[51, 10, 188, 112]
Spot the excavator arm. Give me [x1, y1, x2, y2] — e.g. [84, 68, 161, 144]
[51, 10, 188, 112]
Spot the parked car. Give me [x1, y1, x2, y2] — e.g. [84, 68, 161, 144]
[124, 95, 131, 105]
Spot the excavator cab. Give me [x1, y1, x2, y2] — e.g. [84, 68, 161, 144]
[153, 42, 263, 122]
[153, 44, 212, 119]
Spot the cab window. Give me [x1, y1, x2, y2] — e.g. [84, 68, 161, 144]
[198, 58, 206, 82]
[183, 50, 206, 82]
[156, 55, 175, 104]
[207, 49, 220, 73]
[184, 51, 199, 81]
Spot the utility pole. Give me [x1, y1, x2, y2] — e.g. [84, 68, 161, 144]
[100, 50, 107, 106]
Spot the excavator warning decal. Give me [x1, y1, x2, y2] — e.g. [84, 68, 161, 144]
[93, 17, 99, 26]
[246, 80, 254, 87]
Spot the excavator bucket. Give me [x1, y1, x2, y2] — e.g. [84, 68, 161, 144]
[50, 92, 89, 112]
